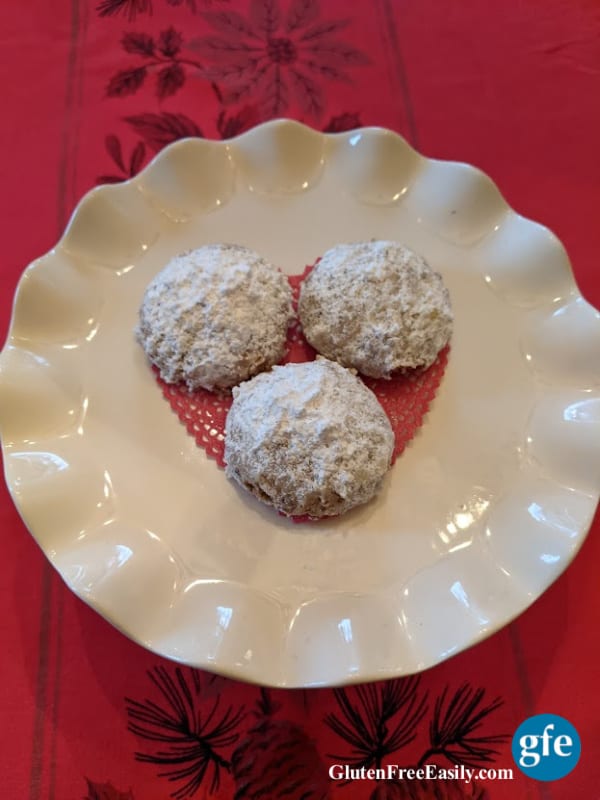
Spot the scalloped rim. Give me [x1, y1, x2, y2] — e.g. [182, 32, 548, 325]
[1, 119, 599, 687]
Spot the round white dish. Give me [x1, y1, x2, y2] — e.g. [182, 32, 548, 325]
[1, 120, 599, 687]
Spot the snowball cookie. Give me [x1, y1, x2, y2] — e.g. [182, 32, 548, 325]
[136, 244, 293, 392]
[298, 240, 453, 378]
[224, 358, 395, 518]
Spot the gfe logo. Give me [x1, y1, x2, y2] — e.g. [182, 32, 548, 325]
[512, 714, 581, 781]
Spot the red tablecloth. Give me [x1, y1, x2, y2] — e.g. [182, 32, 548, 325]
[1, 2, 599, 798]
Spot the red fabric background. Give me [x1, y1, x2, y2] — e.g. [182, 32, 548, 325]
[1, 1, 599, 798]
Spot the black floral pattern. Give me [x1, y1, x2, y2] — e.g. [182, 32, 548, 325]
[126, 667, 244, 799]
[418, 685, 508, 768]
[97, 135, 147, 183]
[97, 0, 228, 19]
[123, 111, 204, 151]
[107, 28, 202, 99]
[121, 668, 507, 800]
[190, 0, 370, 117]
[97, 108, 363, 178]
[89, 4, 507, 794]
[216, 105, 261, 137]
[97, 0, 152, 20]
[326, 681, 505, 800]
[230, 689, 331, 800]
[325, 678, 428, 771]
[323, 111, 362, 132]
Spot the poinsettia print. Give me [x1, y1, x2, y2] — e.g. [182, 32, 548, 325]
[107, 28, 202, 99]
[191, 0, 370, 118]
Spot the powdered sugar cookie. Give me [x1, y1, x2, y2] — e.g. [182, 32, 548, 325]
[224, 358, 394, 518]
[137, 244, 293, 392]
[298, 241, 452, 378]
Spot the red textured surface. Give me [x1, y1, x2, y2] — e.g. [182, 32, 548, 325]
[1, 2, 599, 799]
[159, 375, 232, 468]
[157, 268, 449, 473]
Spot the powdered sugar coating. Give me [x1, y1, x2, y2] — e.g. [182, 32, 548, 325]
[136, 244, 293, 391]
[298, 241, 453, 378]
[224, 358, 394, 518]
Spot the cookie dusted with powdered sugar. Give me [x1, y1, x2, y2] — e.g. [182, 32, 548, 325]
[224, 358, 394, 518]
[136, 244, 293, 392]
[298, 241, 453, 378]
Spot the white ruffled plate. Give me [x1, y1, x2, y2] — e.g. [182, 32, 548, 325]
[1, 120, 599, 687]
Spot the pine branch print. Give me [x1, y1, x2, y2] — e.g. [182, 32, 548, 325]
[325, 677, 428, 770]
[419, 684, 508, 768]
[126, 666, 245, 799]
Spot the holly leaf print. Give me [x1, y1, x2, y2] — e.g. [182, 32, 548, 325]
[105, 134, 126, 170]
[124, 112, 203, 151]
[158, 26, 183, 56]
[129, 141, 147, 174]
[249, 0, 281, 36]
[286, 0, 319, 33]
[96, 174, 127, 184]
[323, 112, 362, 132]
[156, 63, 185, 98]
[84, 779, 134, 800]
[98, 136, 147, 184]
[216, 105, 261, 138]
[106, 66, 147, 97]
[121, 31, 155, 56]
[96, 0, 151, 20]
